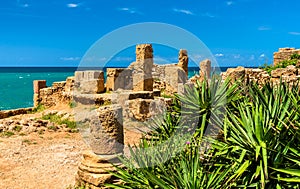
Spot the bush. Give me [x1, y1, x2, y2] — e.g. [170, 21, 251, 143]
[262, 53, 300, 74]
[107, 78, 300, 189]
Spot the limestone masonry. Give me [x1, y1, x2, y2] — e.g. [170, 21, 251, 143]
[273, 47, 300, 66]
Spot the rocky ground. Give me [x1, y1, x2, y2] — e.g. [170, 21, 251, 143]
[0, 105, 143, 189]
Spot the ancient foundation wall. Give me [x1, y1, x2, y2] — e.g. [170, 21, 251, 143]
[273, 48, 300, 66]
[0, 107, 34, 119]
[37, 76, 75, 108]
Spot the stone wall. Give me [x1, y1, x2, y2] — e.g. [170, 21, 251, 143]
[221, 66, 300, 86]
[273, 47, 300, 66]
[0, 107, 33, 119]
[106, 68, 133, 91]
[38, 76, 75, 108]
[152, 64, 187, 94]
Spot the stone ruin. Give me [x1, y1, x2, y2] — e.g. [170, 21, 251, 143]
[273, 47, 300, 66]
[32, 44, 214, 188]
[30, 45, 300, 187]
[220, 47, 300, 86]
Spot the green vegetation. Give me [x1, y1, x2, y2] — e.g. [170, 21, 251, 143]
[262, 53, 300, 74]
[69, 101, 77, 108]
[28, 104, 45, 113]
[22, 139, 37, 145]
[107, 77, 300, 189]
[13, 125, 22, 132]
[41, 113, 76, 129]
[2, 131, 15, 137]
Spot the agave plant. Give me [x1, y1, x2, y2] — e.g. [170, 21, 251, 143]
[174, 76, 242, 140]
[107, 78, 300, 189]
[210, 81, 300, 188]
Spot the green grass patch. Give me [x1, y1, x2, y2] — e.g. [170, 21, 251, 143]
[28, 104, 45, 114]
[13, 125, 22, 132]
[41, 113, 77, 129]
[68, 101, 77, 108]
[2, 131, 15, 137]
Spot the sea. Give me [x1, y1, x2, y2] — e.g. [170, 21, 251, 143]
[0, 67, 229, 110]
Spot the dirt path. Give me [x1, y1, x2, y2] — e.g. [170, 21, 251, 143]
[0, 103, 144, 189]
[0, 132, 89, 189]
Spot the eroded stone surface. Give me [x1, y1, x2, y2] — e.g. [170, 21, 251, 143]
[199, 59, 211, 80]
[89, 105, 124, 155]
[75, 71, 105, 94]
[76, 150, 122, 188]
[132, 44, 153, 91]
[178, 49, 188, 76]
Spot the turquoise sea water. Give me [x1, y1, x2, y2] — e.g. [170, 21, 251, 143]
[0, 67, 226, 110]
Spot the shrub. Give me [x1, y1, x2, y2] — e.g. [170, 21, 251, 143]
[262, 53, 300, 74]
[107, 78, 300, 189]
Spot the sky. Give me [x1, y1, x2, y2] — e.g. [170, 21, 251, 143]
[0, 0, 300, 67]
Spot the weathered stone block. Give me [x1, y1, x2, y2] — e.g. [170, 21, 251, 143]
[33, 80, 47, 94]
[33, 94, 39, 107]
[271, 65, 297, 78]
[222, 66, 245, 81]
[178, 49, 188, 76]
[133, 73, 153, 91]
[199, 59, 211, 80]
[165, 65, 187, 93]
[89, 105, 124, 155]
[75, 71, 105, 94]
[106, 68, 132, 91]
[79, 80, 105, 94]
[136, 44, 153, 62]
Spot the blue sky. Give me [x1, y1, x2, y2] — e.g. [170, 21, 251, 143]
[0, 0, 300, 67]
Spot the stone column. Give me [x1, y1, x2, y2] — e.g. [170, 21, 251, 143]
[89, 104, 124, 155]
[199, 59, 211, 80]
[178, 49, 188, 76]
[33, 80, 47, 107]
[132, 44, 153, 91]
[76, 104, 124, 188]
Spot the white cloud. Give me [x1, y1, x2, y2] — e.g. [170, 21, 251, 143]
[226, 1, 234, 6]
[67, 3, 79, 8]
[258, 26, 271, 31]
[289, 32, 300, 35]
[215, 53, 224, 57]
[202, 12, 216, 18]
[118, 7, 139, 14]
[260, 54, 266, 58]
[22, 3, 29, 8]
[173, 8, 194, 15]
[249, 55, 255, 61]
[60, 57, 81, 61]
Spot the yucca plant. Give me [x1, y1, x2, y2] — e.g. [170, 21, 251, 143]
[106, 139, 237, 189]
[174, 76, 242, 141]
[210, 81, 300, 188]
